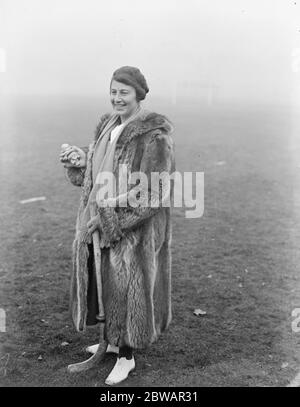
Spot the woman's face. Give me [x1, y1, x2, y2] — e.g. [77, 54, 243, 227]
[110, 80, 139, 119]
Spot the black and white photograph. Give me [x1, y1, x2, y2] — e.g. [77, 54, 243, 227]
[0, 0, 300, 391]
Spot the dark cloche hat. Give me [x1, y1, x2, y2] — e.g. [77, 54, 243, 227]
[111, 66, 149, 101]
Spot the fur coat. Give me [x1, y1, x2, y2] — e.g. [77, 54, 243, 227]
[66, 109, 176, 349]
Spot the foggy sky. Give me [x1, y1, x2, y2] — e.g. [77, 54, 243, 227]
[0, 0, 298, 105]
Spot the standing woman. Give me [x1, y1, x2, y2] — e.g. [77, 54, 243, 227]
[60, 66, 175, 385]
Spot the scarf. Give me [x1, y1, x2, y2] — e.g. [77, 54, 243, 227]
[76, 105, 144, 244]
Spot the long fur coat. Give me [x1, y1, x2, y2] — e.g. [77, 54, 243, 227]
[66, 109, 176, 349]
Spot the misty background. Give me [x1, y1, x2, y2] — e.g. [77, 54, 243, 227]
[0, 0, 299, 107]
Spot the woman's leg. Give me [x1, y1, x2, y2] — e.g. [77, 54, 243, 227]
[119, 345, 133, 359]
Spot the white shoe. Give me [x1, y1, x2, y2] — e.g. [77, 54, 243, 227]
[86, 343, 119, 355]
[105, 356, 135, 386]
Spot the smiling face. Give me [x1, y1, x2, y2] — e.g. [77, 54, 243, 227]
[110, 80, 140, 121]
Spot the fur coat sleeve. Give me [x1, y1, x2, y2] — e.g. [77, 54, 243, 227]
[97, 131, 175, 247]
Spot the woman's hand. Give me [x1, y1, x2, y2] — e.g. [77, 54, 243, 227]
[87, 214, 101, 236]
[59, 144, 87, 168]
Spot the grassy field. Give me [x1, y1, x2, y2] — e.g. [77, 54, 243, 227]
[0, 95, 300, 387]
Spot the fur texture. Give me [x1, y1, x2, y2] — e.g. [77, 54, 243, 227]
[66, 110, 176, 349]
